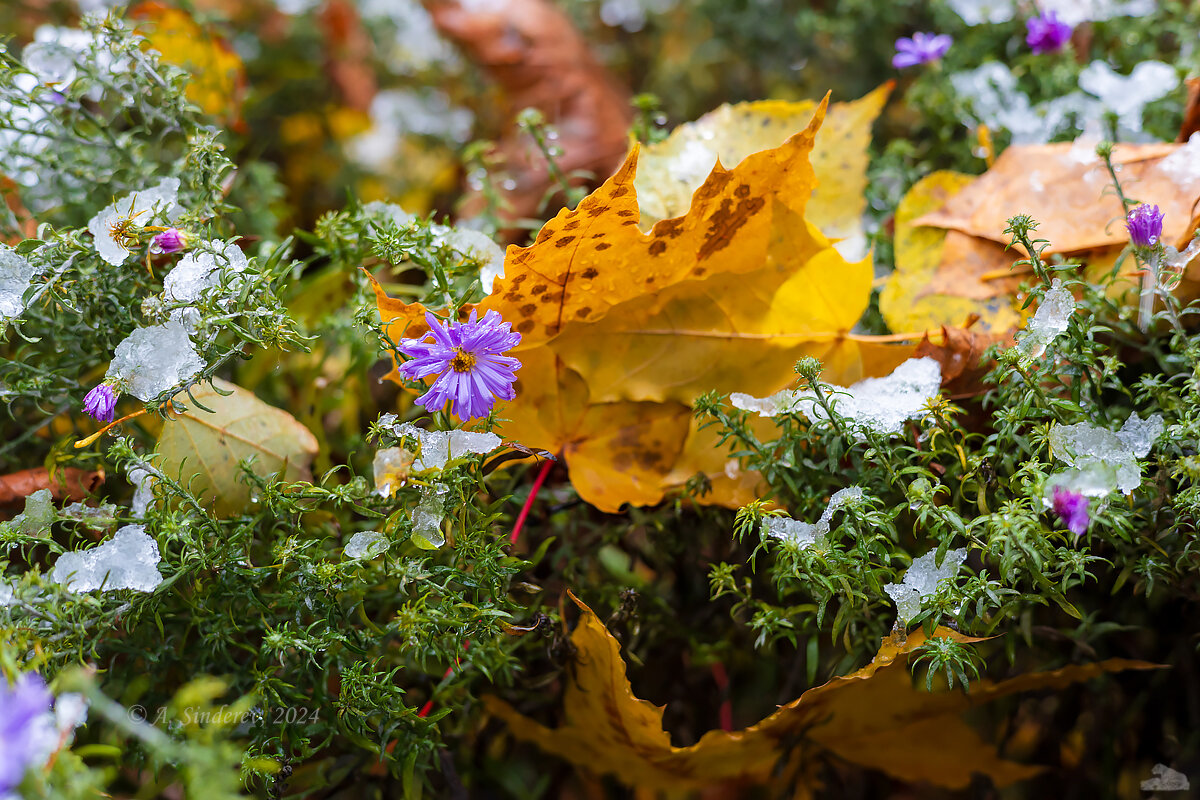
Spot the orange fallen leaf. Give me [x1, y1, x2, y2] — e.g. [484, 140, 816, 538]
[372, 99, 926, 510]
[0, 467, 104, 505]
[484, 592, 1163, 793]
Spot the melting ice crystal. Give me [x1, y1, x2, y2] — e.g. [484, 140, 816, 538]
[0, 246, 37, 322]
[51, 524, 163, 593]
[732, 358, 942, 437]
[1017, 279, 1075, 360]
[1048, 412, 1163, 494]
[106, 320, 204, 401]
[344, 531, 389, 559]
[884, 548, 968, 624]
[764, 487, 863, 549]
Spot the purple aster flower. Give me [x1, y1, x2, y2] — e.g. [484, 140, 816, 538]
[150, 228, 188, 255]
[83, 383, 117, 422]
[1126, 204, 1164, 249]
[398, 309, 522, 420]
[1025, 11, 1072, 54]
[1051, 486, 1090, 536]
[0, 672, 53, 794]
[892, 32, 952, 68]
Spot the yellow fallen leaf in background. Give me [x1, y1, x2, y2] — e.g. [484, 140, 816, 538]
[485, 593, 1163, 793]
[156, 379, 319, 517]
[132, 2, 246, 128]
[634, 84, 893, 259]
[879, 170, 1025, 335]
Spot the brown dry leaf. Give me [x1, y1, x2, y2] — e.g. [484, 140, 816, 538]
[913, 322, 994, 398]
[373, 99, 932, 510]
[318, 0, 376, 113]
[485, 592, 1163, 792]
[914, 142, 1195, 254]
[427, 0, 632, 228]
[0, 467, 104, 505]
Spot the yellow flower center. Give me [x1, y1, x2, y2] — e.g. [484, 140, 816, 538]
[450, 348, 476, 373]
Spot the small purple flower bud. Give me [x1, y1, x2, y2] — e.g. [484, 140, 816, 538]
[1051, 487, 1090, 536]
[83, 383, 117, 422]
[1025, 11, 1072, 54]
[1126, 204, 1164, 249]
[150, 228, 188, 255]
[892, 32, 952, 69]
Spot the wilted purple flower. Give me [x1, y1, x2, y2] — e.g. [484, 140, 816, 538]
[1126, 204, 1164, 249]
[83, 383, 117, 422]
[398, 310, 522, 420]
[1025, 11, 1072, 54]
[0, 672, 53, 795]
[1051, 486, 1090, 536]
[892, 32, 952, 68]
[150, 228, 188, 255]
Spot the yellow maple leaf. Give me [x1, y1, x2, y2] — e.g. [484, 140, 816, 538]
[634, 84, 893, 259]
[372, 96, 922, 511]
[484, 592, 1163, 793]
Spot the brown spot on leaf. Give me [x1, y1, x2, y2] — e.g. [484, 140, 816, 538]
[692, 267, 706, 277]
[517, 319, 535, 334]
[611, 185, 629, 198]
[555, 236, 576, 248]
[581, 267, 599, 279]
[575, 306, 592, 318]
[655, 218, 685, 239]
[595, 242, 612, 251]
[734, 183, 750, 198]
[520, 303, 538, 316]
[536, 226, 555, 244]
[648, 240, 667, 256]
[698, 195, 764, 261]
[691, 170, 733, 204]
[564, 220, 581, 231]
[531, 284, 547, 295]
[586, 204, 610, 217]
[616, 209, 635, 218]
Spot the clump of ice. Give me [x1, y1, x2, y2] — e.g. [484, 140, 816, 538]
[373, 446, 416, 498]
[161, 240, 249, 328]
[439, 228, 505, 295]
[884, 548, 968, 625]
[1078, 60, 1179, 136]
[950, 58, 1174, 144]
[1048, 412, 1163, 494]
[60, 502, 118, 529]
[0, 246, 38, 322]
[948, 0, 1154, 27]
[1160, 133, 1200, 192]
[391, 422, 503, 471]
[51, 524, 163, 593]
[411, 483, 449, 548]
[344, 531, 389, 560]
[763, 487, 864, 549]
[0, 580, 13, 606]
[732, 358, 942, 437]
[7, 489, 55, 537]
[105, 320, 204, 401]
[1140, 764, 1190, 792]
[87, 179, 182, 266]
[1017, 279, 1075, 360]
[128, 466, 156, 518]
